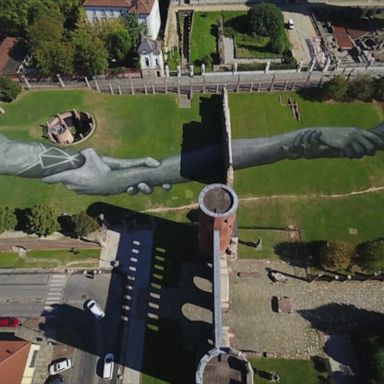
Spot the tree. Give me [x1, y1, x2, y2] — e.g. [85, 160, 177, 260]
[374, 75, 384, 101]
[0, 207, 17, 234]
[28, 203, 59, 237]
[347, 75, 374, 101]
[72, 211, 99, 238]
[320, 240, 355, 271]
[0, 76, 22, 102]
[72, 21, 108, 76]
[356, 238, 384, 273]
[248, 4, 284, 39]
[322, 75, 349, 101]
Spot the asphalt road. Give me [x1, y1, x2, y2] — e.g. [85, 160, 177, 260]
[0, 273, 51, 317]
[0, 271, 122, 384]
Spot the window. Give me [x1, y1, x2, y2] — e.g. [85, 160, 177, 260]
[155, 59, 159, 67]
[145, 57, 150, 67]
[29, 351, 38, 368]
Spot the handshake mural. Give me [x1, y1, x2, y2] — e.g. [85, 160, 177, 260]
[0, 124, 383, 196]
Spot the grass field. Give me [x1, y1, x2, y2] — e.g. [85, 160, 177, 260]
[250, 358, 326, 384]
[0, 249, 99, 268]
[1, 90, 384, 244]
[0, 90, 212, 212]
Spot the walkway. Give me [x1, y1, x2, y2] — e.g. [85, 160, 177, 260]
[224, 259, 384, 359]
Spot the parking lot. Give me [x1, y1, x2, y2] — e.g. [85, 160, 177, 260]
[283, 9, 319, 66]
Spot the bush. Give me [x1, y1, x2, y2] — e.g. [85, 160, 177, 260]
[0, 207, 17, 234]
[347, 75, 374, 101]
[0, 76, 22, 102]
[322, 75, 349, 101]
[356, 238, 384, 272]
[72, 211, 99, 238]
[374, 75, 384, 101]
[320, 240, 355, 271]
[27, 203, 59, 237]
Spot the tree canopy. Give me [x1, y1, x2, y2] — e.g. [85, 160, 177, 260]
[0, 76, 22, 101]
[247, 4, 288, 54]
[27, 203, 59, 237]
[72, 211, 99, 238]
[0, 207, 17, 234]
[320, 240, 355, 271]
[356, 238, 384, 272]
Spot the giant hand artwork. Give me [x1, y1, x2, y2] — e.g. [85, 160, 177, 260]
[0, 124, 383, 195]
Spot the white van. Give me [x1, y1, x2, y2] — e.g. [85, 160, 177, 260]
[103, 353, 114, 380]
[288, 19, 295, 30]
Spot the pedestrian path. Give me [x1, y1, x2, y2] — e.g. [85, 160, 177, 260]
[45, 274, 67, 306]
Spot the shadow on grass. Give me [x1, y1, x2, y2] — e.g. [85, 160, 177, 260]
[274, 240, 326, 268]
[181, 95, 227, 184]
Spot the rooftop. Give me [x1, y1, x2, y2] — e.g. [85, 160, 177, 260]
[83, 0, 155, 14]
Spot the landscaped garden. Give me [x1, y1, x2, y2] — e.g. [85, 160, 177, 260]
[190, 6, 291, 67]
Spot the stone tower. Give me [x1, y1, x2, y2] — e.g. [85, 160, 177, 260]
[198, 183, 238, 255]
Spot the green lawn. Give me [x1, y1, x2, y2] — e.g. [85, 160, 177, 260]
[251, 358, 325, 384]
[1, 90, 384, 244]
[141, 375, 168, 384]
[0, 249, 99, 268]
[0, 90, 213, 212]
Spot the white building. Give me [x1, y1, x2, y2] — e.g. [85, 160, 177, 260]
[138, 38, 164, 78]
[83, 0, 161, 40]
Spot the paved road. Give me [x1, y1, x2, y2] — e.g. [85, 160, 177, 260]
[0, 273, 52, 317]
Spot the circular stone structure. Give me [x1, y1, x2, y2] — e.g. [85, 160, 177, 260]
[45, 110, 95, 145]
[198, 183, 239, 255]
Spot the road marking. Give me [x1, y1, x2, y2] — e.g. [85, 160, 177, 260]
[45, 274, 67, 306]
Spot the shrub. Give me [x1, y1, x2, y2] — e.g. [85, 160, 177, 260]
[72, 211, 99, 238]
[320, 240, 355, 271]
[347, 75, 374, 101]
[356, 238, 384, 272]
[322, 75, 349, 101]
[0, 76, 22, 102]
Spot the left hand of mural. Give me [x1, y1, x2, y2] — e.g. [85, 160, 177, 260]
[41, 148, 169, 195]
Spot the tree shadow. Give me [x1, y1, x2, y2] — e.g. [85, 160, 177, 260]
[224, 15, 249, 35]
[180, 95, 227, 184]
[274, 240, 326, 268]
[297, 86, 326, 102]
[299, 304, 384, 383]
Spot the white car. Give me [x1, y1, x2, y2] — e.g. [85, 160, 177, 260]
[48, 358, 72, 375]
[86, 299, 105, 320]
[103, 353, 114, 380]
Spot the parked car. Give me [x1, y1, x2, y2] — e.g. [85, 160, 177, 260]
[0, 317, 21, 328]
[287, 19, 295, 29]
[48, 358, 72, 375]
[86, 299, 105, 320]
[45, 374, 64, 384]
[103, 353, 114, 380]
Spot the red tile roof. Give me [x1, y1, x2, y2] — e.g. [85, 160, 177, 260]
[83, 0, 155, 14]
[333, 26, 353, 50]
[0, 340, 31, 384]
[0, 37, 20, 73]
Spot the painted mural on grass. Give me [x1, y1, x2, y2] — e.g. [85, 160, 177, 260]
[0, 124, 383, 195]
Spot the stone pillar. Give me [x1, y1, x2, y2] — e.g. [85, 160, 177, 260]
[323, 57, 331, 72]
[297, 61, 303, 72]
[177, 65, 181, 77]
[84, 76, 91, 89]
[233, 62, 238, 75]
[265, 60, 271, 73]
[165, 64, 170, 78]
[57, 74, 65, 88]
[189, 65, 194, 77]
[93, 77, 100, 93]
[201, 63, 205, 76]
[21, 75, 31, 90]
[198, 184, 239, 256]
[108, 83, 114, 94]
[309, 57, 316, 73]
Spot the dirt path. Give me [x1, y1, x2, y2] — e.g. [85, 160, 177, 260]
[0, 238, 100, 251]
[143, 185, 384, 213]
